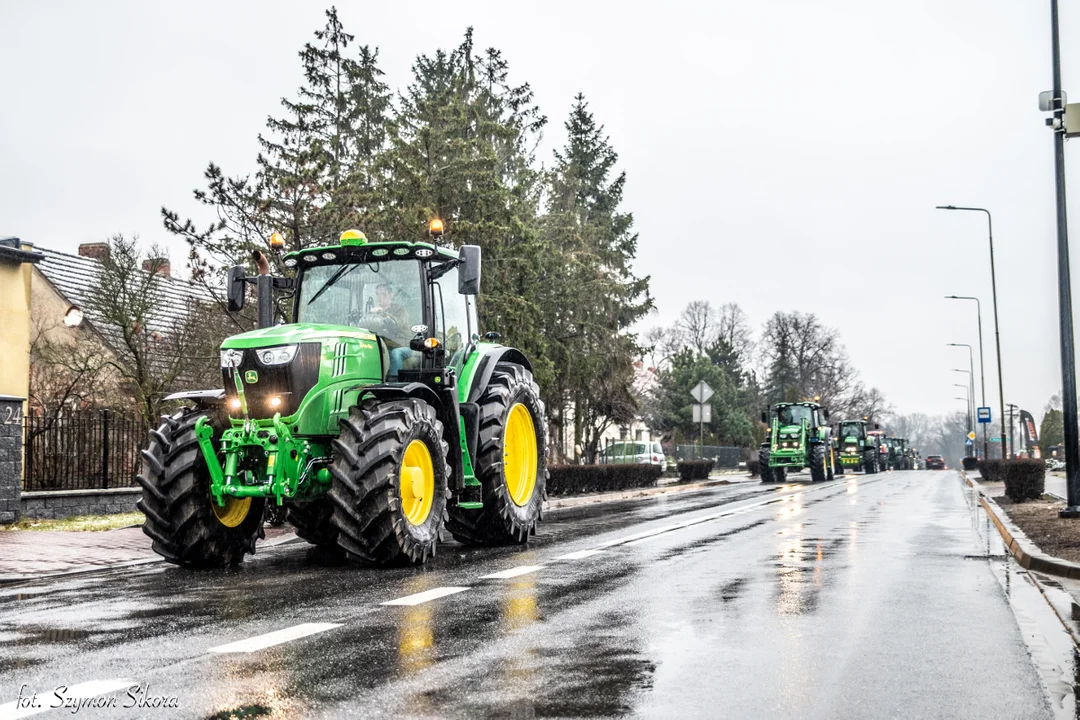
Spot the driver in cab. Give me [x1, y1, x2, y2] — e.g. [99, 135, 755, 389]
[372, 282, 416, 378]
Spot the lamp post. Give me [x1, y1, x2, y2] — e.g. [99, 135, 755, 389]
[948, 343, 977, 455]
[953, 383, 972, 439]
[946, 296, 987, 458]
[937, 206, 1008, 458]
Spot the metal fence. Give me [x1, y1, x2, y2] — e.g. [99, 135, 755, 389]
[23, 410, 143, 491]
[673, 445, 742, 468]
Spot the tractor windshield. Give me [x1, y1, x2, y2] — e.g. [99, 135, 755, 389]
[297, 259, 422, 348]
[839, 422, 864, 440]
[777, 406, 812, 426]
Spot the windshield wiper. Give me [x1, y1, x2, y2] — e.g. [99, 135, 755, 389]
[306, 263, 360, 306]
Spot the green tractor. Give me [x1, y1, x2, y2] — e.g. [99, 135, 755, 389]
[137, 227, 547, 568]
[895, 438, 912, 470]
[883, 436, 900, 470]
[834, 419, 881, 474]
[758, 402, 835, 483]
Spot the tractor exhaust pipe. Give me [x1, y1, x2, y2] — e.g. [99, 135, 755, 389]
[253, 250, 273, 329]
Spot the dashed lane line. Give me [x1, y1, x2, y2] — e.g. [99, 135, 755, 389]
[208, 622, 343, 653]
[380, 586, 471, 606]
[0, 679, 134, 720]
[479, 565, 545, 580]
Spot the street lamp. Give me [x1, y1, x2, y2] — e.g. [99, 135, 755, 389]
[953, 376, 973, 432]
[937, 205, 1008, 458]
[946, 296, 987, 458]
[948, 343, 977, 455]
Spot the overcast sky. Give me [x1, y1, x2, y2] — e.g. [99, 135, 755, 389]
[4, 0, 1080, 424]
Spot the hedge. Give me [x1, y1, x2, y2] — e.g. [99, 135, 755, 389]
[677, 460, 715, 482]
[962, 456, 979, 471]
[546, 464, 663, 496]
[978, 458, 1005, 482]
[1003, 459, 1046, 502]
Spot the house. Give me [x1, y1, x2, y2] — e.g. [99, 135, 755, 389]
[0, 238, 44, 401]
[597, 361, 661, 450]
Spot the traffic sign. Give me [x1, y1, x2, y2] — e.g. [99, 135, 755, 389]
[692, 403, 712, 424]
[977, 407, 991, 423]
[690, 381, 714, 404]
[967, 431, 976, 441]
[966, 439, 974, 446]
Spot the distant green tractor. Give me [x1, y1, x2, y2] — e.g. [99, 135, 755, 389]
[895, 438, 913, 470]
[884, 436, 900, 470]
[138, 226, 547, 568]
[758, 402, 834, 483]
[834, 419, 881, 474]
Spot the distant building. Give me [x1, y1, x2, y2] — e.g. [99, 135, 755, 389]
[0, 238, 44, 401]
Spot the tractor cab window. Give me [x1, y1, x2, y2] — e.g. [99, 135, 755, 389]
[778, 406, 812, 426]
[839, 422, 864, 440]
[298, 259, 422, 352]
[431, 262, 471, 369]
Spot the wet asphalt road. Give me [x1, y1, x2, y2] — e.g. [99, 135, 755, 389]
[0, 471, 1067, 719]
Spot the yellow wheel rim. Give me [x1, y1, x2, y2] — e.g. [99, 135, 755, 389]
[503, 403, 538, 507]
[400, 439, 435, 526]
[211, 495, 251, 528]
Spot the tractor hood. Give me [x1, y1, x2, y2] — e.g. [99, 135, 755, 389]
[778, 424, 803, 435]
[221, 323, 379, 350]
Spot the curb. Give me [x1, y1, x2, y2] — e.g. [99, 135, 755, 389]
[964, 472, 1080, 579]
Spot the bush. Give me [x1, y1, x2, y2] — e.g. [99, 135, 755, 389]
[962, 456, 979, 471]
[677, 460, 715, 482]
[748, 458, 760, 477]
[1003, 459, 1046, 502]
[546, 464, 663, 496]
[978, 458, 1005, 482]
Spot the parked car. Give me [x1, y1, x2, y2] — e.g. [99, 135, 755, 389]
[599, 441, 665, 465]
[925, 455, 946, 470]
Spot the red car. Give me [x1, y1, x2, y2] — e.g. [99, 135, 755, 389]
[925, 455, 946, 470]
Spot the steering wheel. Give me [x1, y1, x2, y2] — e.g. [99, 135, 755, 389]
[356, 311, 401, 336]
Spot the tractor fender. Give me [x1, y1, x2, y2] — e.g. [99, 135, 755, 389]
[354, 382, 442, 410]
[465, 347, 532, 405]
[163, 389, 226, 407]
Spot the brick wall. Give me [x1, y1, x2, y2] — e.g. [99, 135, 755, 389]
[0, 396, 24, 524]
[20, 488, 140, 520]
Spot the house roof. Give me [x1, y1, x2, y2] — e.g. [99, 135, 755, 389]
[34, 246, 213, 352]
[0, 237, 43, 265]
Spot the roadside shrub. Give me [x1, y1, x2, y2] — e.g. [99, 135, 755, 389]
[962, 456, 979, 471]
[748, 458, 760, 477]
[1003, 459, 1046, 502]
[546, 464, 663, 496]
[677, 460, 715, 482]
[978, 458, 1005, 482]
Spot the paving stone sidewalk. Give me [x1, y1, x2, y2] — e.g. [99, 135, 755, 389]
[0, 525, 294, 583]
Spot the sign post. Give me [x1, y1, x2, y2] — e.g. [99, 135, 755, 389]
[690, 381, 714, 457]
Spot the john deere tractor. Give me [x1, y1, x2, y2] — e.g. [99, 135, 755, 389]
[137, 227, 547, 568]
[884, 436, 900, 470]
[758, 402, 834, 483]
[834, 419, 881, 474]
[896, 438, 912, 470]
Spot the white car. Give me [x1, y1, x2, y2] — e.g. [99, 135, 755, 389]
[599, 441, 665, 465]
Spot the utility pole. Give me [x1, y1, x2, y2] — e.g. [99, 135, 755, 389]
[1048, 0, 1080, 516]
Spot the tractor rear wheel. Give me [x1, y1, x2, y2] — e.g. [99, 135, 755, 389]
[286, 499, 338, 549]
[759, 447, 775, 483]
[809, 444, 827, 483]
[447, 363, 546, 545]
[137, 409, 265, 568]
[328, 399, 449, 566]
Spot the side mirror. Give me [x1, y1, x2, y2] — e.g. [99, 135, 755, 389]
[822, 408, 830, 421]
[227, 265, 246, 312]
[458, 245, 481, 295]
[761, 411, 768, 424]
[874, 423, 880, 430]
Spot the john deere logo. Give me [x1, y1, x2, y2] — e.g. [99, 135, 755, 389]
[244, 370, 259, 384]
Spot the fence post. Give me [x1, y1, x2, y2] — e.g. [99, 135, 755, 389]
[0, 396, 25, 524]
[101, 408, 110, 490]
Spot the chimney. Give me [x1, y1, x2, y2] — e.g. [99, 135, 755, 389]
[78, 242, 110, 261]
[142, 258, 171, 278]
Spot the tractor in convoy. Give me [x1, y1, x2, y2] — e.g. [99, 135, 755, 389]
[137, 224, 547, 568]
[896, 438, 913, 470]
[834, 419, 882, 474]
[884, 436, 901, 470]
[759, 401, 835, 483]
[867, 429, 890, 471]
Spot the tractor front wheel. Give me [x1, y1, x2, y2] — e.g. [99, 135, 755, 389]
[447, 363, 547, 545]
[329, 399, 449, 566]
[137, 409, 265, 568]
[809, 444, 827, 483]
[759, 447, 775, 483]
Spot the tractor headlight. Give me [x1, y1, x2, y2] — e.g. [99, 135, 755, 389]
[220, 349, 244, 368]
[846, 445, 857, 453]
[259, 345, 298, 366]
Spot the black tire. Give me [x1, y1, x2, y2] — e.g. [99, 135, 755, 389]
[265, 504, 287, 527]
[137, 409, 265, 568]
[328, 399, 450, 566]
[759, 447, 775, 483]
[836, 460, 845, 476]
[286, 498, 338, 548]
[810, 444, 827, 483]
[774, 466, 788, 483]
[864, 451, 877, 474]
[447, 363, 547, 545]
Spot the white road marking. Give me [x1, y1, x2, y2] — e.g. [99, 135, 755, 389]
[479, 565, 545, 580]
[554, 549, 605, 560]
[0, 679, 134, 719]
[381, 586, 471, 606]
[208, 622, 343, 653]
